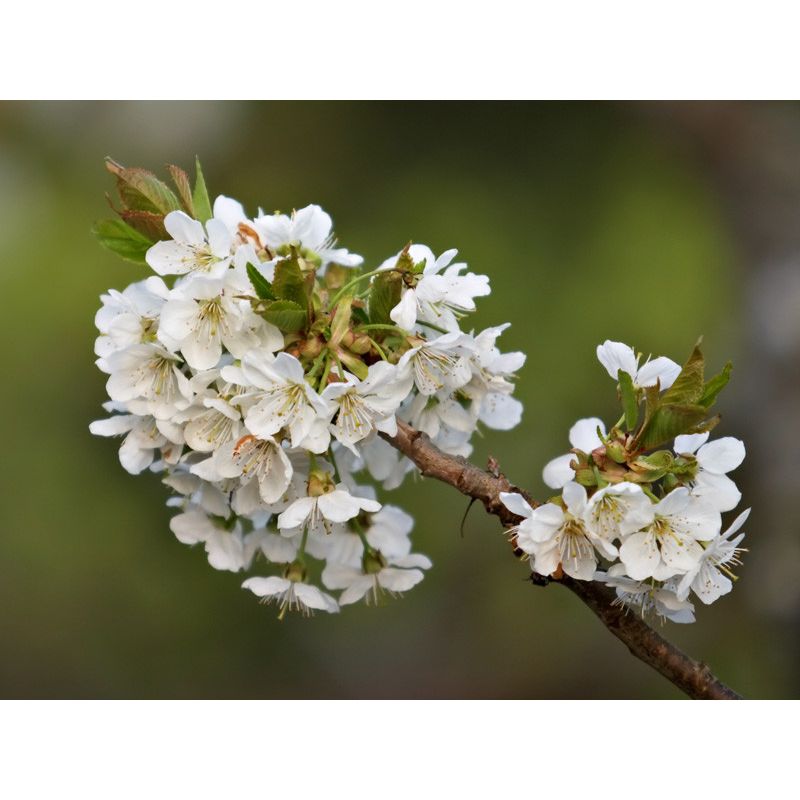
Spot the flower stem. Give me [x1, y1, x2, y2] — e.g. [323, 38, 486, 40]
[329, 267, 387, 308]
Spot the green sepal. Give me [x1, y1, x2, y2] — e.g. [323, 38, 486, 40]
[368, 270, 403, 325]
[618, 370, 638, 431]
[329, 301, 352, 348]
[336, 348, 369, 380]
[192, 157, 213, 223]
[92, 219, 153, 265]
[260, 300, 308, 332]
[246, 263, 276, 300]
[630, 450, 674, 481]
[698, 361, 732, 409]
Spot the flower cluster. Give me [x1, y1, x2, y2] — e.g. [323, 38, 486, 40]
[91, 160, 524, 616]
[501, 340, 748, 624]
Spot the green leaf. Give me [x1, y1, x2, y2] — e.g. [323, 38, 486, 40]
[168, 164, 194, 215]
[192, 157, 213, 223]
[246, 263, 276, 300]
[661, 341, 705, 405]
[618, 370, 638, 431]
[368, 270, 403, 325]
[638, 403, 709, 450]
[92, 219, 153, 265]
[698, 361, 732, 408]
[118, 209, 166, 241]
[106, 158, 180, 215]
[273, 251, 310, 308]
[261, 300, 307, 332]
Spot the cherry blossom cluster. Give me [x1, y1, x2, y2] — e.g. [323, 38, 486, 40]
[91, 162, 524, 616]
[501, 340, 748, 624]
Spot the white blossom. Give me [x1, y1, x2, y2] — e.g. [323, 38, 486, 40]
[675, 508, 749, 604]
[242, 576, 339, 616]
[674, 432, 746, 512]
[255, 204, 362, 269]
[146, 211, 234, 278]
[618, 488, 721, 581]
[596, 339, 681, 390]
[234, 352, 332, 451]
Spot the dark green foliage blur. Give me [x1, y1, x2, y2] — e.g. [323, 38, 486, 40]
[0, 102, 794, 698]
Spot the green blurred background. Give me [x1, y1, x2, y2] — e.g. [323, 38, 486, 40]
[1, 101, 797, 698]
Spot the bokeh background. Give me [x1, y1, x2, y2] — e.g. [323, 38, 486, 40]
[1, 101, 798, 698]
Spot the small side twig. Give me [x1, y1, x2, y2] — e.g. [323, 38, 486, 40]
[383, 419, 742, 700]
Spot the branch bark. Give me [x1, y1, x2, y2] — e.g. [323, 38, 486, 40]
[383, 419, 742, 700]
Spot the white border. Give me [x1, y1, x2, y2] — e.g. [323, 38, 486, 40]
[0, 700, 795, 797]
[3, 2, 800, 99]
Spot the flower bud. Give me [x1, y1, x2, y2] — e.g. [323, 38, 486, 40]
[604, 439, 627, 464]
[348, 334, 372, 355]
[299, 336, 323, 359]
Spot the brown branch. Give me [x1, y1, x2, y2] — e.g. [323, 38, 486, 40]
[383, 419, 742, 700]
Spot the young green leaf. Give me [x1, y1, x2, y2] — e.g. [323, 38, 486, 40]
[92, 219, 153, 265]
[118, 209, 167, 241]
[661, 341, 705, 405]
[105, 158, 181, 215]
[168, 164, 195, 216]
[273, 251, 310, 308]
[368, 270, 403, 325]
[618, 370, 638, 431]
[698, 361, 732, 409]
[192, 157, 213, 223]
[246, 263, 276, 300]
[261, 300, 307, 332]
[638, 402, 709, 450]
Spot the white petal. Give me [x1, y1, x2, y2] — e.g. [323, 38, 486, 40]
[276, 497, 316, 530]
[692, 472, 742, 513]
[596, 340, 637, 380]
[674, 432, 709, 455]
[499, 491, 533, 519]
[542, 453, 575, 489]
[562, 481, 587, 516]
[389, 289, 418, 331]
[378, 567, 424, 593]
[696, 437, 746, 475]
[164, 211, 206, 246]
[242, 576, 289, 598]
[635, 356, 681, 389]
[619, 531, 660, 580]
[568, 417, 606, 452]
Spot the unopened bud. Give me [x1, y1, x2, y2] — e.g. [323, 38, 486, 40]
[605, 440, 627, 464]
[348, 334, 372, 355]
[574, 465, 597, 486]
[299, 336, 323, 359]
